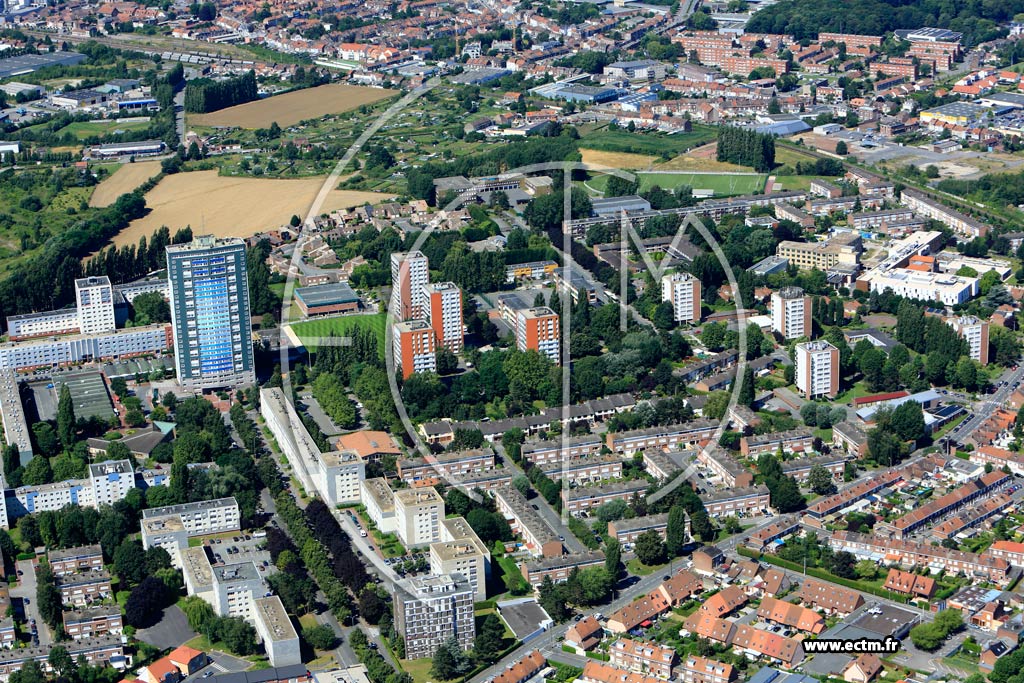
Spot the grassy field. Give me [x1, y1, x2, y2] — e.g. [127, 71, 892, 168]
[89, 161, 162, 207]
[587, 172, 766, 196]
[106, 170, 393, 250]
[289, 313, 386, 357]
[579, 125, 717, 157]
[654, 142, 753, 172]
[62, 119, 152, 140]
[580, 148, 659, 169]
[189, 84, 399, 128]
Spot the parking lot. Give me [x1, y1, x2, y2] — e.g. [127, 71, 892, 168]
[203, 533, 275, 576]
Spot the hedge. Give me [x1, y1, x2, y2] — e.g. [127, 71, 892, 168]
[737, 546, 909, 603]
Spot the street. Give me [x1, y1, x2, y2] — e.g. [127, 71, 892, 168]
[9, 560, 50, 648]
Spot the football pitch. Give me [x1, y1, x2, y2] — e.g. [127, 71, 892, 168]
[288, 313, 386, 357]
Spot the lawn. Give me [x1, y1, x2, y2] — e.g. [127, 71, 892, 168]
[579, 125, 717, 157]
[62, 119, 152, 140]
[626, 558, 668, 576]
[289, 312, 386, 356]
[768, 175, 818, 191]
[400, 657, 434, 683]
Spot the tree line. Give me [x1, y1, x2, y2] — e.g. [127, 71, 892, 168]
[716, 126, 775, 173]
[184, 71, 258, 113]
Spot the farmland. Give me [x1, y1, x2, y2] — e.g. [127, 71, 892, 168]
[188, 84, 399, 128]
[89, 161, 162, 207]
[106, 170, 394, 249]
[289, 313, 387, 357]
[585, 171, 766, 196]
[580, 148, 659, 169]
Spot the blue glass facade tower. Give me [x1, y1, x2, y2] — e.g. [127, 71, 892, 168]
[166, 236, 255, 389]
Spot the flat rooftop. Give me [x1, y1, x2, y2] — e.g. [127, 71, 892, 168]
[394, 487, 443, 507]
[294, 282, 360, 307]
[143, 497, 237, 518]
[213, 561, 261, 584]
[254, 596, 298, 641]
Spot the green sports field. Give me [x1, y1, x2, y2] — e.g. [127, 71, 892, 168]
[62, 119, 153, 140]
[585, 172, 766, 196]
[289, 313, 386, 357]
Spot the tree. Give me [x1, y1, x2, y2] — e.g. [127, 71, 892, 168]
[473, 614, 506, 662]
[431, 637, 472, 680]
[57, 385, 76, 449]
[303, 624, 337, 650]
[36, 563, 62, 632]
[666, 506, 689, 556]
[769, 475, 805, 512]
[635, 530, 667, 566]
[800, 402, 818, 426]
[114, 539, 148, 586]
[835, 140, 848, 155]
[828, 550, 857, 579]
[48, 647, 73, 677]
[436, 347, 459, 375]
[512, 475, 531, 497]
[806, 464, 837, 495]
[605, 539, 622, 577]
[358, 587, 386, 624]
[854, 560, 878, 580]
[132, 291, 171, 324]
[736, 366, 755, 408]
[125, 576, 170, 627]
[595, 499, 630, 523]
[890, 401, 925, 442]
[690, 508, 714, 542]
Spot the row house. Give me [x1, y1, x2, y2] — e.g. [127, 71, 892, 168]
[56, 570, 112, 607]
[756, 597, 826, 633]
[0, 635, 125, 679]
[882, 568, 936, 599]
[492, 486, 563, 558]
[744, 518, 800, 553]
[62, 606, 123, 640]
[830, 531, 1011, 584]
[610, 638, 676, 679]
[683, 614, 804, 669]
[782, 455, 850, 483]
[396, 448, 495, 485]
[930, 493, 1014, 541]
[804, 467, 904, 519]
[876, 471, 1009, 539]
[520, 552, 605, 588]
[608, 514, 670, 546]
[702, 486, 771, 518]
[696, 445, 754, 488]
[562, 480, 648, 516]
[48, 545, 103, 576]
[521, 435, 603, 466]
[739, 429, 815, 457]
[678, 656, 734, 683]
[795, 578, 865, 615]
[539, 455, 624, 485]
[606, 420, 718, 454]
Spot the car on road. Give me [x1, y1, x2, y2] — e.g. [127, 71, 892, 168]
[204, 672, 215, 678]
[23, 599, 28, 605]
[662, 575, 671, 581]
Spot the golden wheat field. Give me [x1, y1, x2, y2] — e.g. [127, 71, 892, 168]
[89, 161, 163, 207]
[188, 84, 398, 128]
[580, 148, 659, 169]
[106, 170, 394, 248]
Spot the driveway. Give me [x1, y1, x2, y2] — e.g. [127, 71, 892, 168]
[136, 604, 197, 650]
[10, 559, 49, 647]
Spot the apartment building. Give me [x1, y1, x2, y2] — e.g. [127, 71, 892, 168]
[140, 515, 189, 567]
[62, 606, 123, 641]
[390, 251, 429, 320]
[702, 486, 771, 517]
[610, 638, 676, 679]
[142, 498, 240, 538]
[253, 596, 301, 668]
[947, 315, 989, 365]
[862, 268, 977, 306]
[520, 552, 605, 588]
[0, 323, 172, 373]
[776, 235, 860, 271]
[606, 420, 718, 454]
[394, 320, 437, 379]
[679, 656, 735, 683]
[260, 387, 365, 507]
[562, 480, 648, 516]
[449, 469, 514, 492]
[516, 307, 560, 364]
[56, 570, 112, 607]
[423, 282, 464, 353]
[361, 477, 397, 533]
[696, 446, 755, 488]
[771, 287, 811, 340]
[48, 545, 103, 576]
[166, 236, 254, 389]
[493, 486, 563, 558]
[0, 634, 126, 680]
[608, 513, 670, 546]
[394, 487, 445, 547]
[395, 574, 475, 659]
[397, 448, 495, 485]
[74, 276, 116, 335]
[782, 455, 849, 483]
[642, 450, 681, 481]
[739, 429, 815, 457]
[795, 341, 839, 398]
[662, 273, 701, 323]
[430, 517, 490, 602]
[521, 435, 603, 466]
[539, 455, 624, 484]
[848, 208, 916, 230]
[901, 189, 989, 238]
[88, 460, 136, 507]
[5, 308, 80, 341]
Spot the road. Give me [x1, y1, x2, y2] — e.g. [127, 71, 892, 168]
[10, 560, 50, 648]
[492, 442, 587, 554]
[946, 363, 1024, 444]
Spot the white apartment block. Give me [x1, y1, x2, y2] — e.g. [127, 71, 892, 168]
[140, 514, 189, 567]
[394, 487, 445, 548]
[74, 277, 116, 335]
[423, 282, 464, 353]
[947, 315, 989, 365]
[391, 251, 429, 320]
[395, 574, 475, 660]
[142, 498, 240, 537]
[260, 387, 365, 506]
[361, 477, 397, 533]
[430, 517, 490, 602]
[771, 287, 811, 340]
[5, 308, 80, 340]
[662, 273, 701, 323]
[253, 596, 301, 668]
[87, 460, 136, 507]
[183, 545, 267, 622]
[795, 341, 839, 398]
[863, 269, 977, 306]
